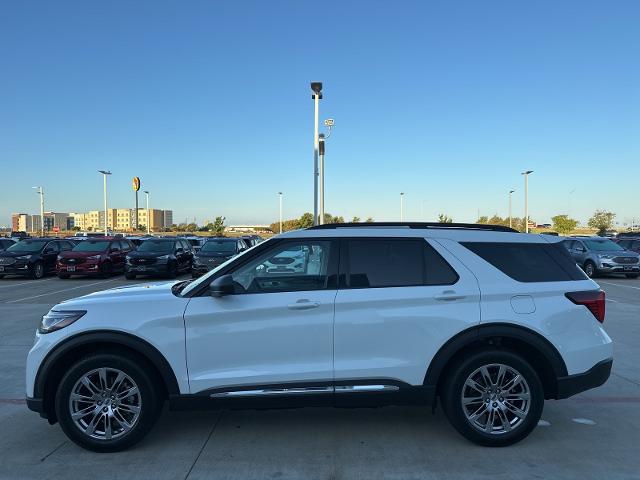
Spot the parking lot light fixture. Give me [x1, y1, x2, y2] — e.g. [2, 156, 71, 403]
[144, 190, 150, 234]
[278, 192, 283, 234]
[400, 192, 405, 222]
[509, 190, 515, 229]
[98, 170, 111, 236]
[311, 81, 322, 225]
[32, 186, 44, 236]
[521, 171, 533, 233]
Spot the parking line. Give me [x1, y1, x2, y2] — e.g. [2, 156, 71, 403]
[600, 281, 640, 291]
[0, 278, 56, 289]
[5, 279, 120, 304]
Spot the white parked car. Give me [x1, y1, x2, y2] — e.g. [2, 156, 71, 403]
[26, 223, 612, 451]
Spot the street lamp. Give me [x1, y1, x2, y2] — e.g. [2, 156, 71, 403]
[32, 186, 44, 236]
[521, 171, 533, 233]
[400, 192, 405, 222]
[318, 133, 326, 225]
[508, 190, 515, 229]
[278, 192, 283, 234]
[144, 190, 150, 234]
[98, 170, 111, 236]
[311, 81, 322, 225]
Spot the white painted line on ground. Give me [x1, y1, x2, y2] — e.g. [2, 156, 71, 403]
[0, 278, 56, 289]
[572, 418, 597, 426]
[607, 298, 620, 303]
[5, 279, 120, 304]
[600, 281, 640, 291]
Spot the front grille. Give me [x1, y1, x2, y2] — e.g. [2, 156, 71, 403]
[613, 257, 639, 264]
[0, 257, 16, 266]
[60, 257, 86, 265]
[131, 257, 157, 265]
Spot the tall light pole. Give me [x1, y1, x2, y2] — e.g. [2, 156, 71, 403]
[278, 192, 283, 234]
[318, 134, 326, 225]
[400, 192, 405, 222]
[311, 82, 322, 225]
[32, 186, 44, 236]
[98, 170, 111, 236]
[144, 190, 150, 234]
[522, 171, 533, 233]
[508, 190, 515, 229]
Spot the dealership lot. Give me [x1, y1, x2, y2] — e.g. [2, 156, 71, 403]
[0, 275, 638, 480]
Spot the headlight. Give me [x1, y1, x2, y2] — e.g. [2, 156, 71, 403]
[156, 255, 170, 262]
[16, 255, 32, 260]
[87, 255, 101, 260]
[598, 254, 613, 259]
[39, 310, 86, 334]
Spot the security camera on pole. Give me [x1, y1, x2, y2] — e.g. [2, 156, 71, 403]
[310, 82, 322, 225]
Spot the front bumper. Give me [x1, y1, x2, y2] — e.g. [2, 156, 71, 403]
[555, 358, 613, 399]
[0, 263, 30, 275]
[598, 262, 640, 273]
[56, 263, 101, 275]
[125, 263, 171, 275]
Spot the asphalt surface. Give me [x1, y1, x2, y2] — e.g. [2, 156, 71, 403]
[0, 272, 638, 480]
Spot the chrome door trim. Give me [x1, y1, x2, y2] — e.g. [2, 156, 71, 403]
[209, 384, 400, 398]
[334, 385, 399, 393]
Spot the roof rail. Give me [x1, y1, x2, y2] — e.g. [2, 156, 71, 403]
[307, 222, 519, 233]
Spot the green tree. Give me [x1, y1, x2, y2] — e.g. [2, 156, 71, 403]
[365, 217, 374, 223]
[185, 223, 198, 233]
[488, 215, 506, 226]
[352, 216, 361, 223]
[438, 213, 453, 223]
[476, 216, 489, 224]
[298, 212, 314, 229]
[551, 214, 578, 235]
[588, 210, 616, 235]
[71, 226, 81, 231]
[211, 216, 226, 236]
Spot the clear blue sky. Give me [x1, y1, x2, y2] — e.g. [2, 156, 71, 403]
[1, 1, 639, 228]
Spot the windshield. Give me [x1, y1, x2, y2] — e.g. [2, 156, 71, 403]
[137, 240, 174, 253]
[584, 239, 624, 251]
[72, 240, 111, 252]
[6, 240, 48, 253]
[201, 240, 237, 254]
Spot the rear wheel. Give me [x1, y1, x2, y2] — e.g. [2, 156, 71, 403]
[441, 350, 544, 447]
[55, 353, 162, 452]
[626, 274, 639, 279]
[584, 261, 597, 278]
[30, 262, 44, 279]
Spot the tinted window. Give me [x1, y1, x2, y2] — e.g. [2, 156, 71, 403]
[45, 242, 60, 253]
[202, 239, 238, 253]
[563, 240, 574, 250]
[231, 240, 335, 293]
[461, 242, 587, 282]
[137, 240, 175, 253]
[73, 240, 111, 252]
[583, 239, 623, 251]
[6, 240, 48, 253]
[346, 239, 458, 288]
[617, 240, 631, 249]
[60, 241, 73, 251]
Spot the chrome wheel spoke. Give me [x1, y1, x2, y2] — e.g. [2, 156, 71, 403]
[496, 408, 511, 432]
[84, 410, 102, 436]
[484, 408, 495, 432]
[502, 374, 522, 393]
[118, 403, 141, 415]
[465, 378, 486, 394]
[97, 368, 109, 390]
[72, 404, 98, 420]
[81, 377, 101, 395]
[118, 386, 139, 400]
[104, 414, 113, 440]
[71, 392, 95, 403]
[111, 372, 126, 394]
[113, 409, 133, 431]
[479, 366, 493, 387]
[503, 401, 526, 418]
[463, 396, 484, 405]
[467, 403, 487, 422]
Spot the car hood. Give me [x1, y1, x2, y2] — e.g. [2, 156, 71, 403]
[0, 251, 40, 258]
[128, 251, 171, 258]
[598, 250, 639, 257]
[59, 250, 106, 259]
[196, 252, 235, 258]
[60, 281, 179, 305]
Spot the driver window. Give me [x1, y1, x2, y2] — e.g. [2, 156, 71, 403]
[231, 240, 334, 293]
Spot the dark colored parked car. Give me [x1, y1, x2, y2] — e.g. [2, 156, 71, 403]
[0, 238, 74, 279]
[125, 237, 193, 279]
[564, 237, 640, 278]
[57, 237, 135, 279]
[614, 237, 640, 254]
[192, 237, 248, 277]
[0, 238, 17, 251]
[240, 235, 264, 247]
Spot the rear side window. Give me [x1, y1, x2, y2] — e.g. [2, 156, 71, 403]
[346, 239, 458, 288]
[461, 242, 587, 282]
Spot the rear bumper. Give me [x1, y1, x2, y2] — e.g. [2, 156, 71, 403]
[555, 358, 612, 399]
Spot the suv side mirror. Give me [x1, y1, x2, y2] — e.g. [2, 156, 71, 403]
[210, 274, 235, 297]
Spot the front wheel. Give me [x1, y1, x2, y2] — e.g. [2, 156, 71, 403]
[30, 262, 44, 279]
[55, 353, 162, 452]
[441, 350, 544, 447]
[584, 261, 597, 278]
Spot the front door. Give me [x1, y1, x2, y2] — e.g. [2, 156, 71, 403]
[184, 238, 339, 394]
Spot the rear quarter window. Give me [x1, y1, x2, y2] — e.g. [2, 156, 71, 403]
[461, 242, 587, 282]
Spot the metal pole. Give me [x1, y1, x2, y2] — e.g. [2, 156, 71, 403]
[318, 134, 325, 225]
[509, 190, 514, 229]
[40, 187, 44, 236]
[278, 192, 283, 234]
[135, 191, 138, 231]
[103, 175, 108, 235]
[400, 193, 405, 222]
[313, 93, 319, 225]
[145, 191, 150, 234]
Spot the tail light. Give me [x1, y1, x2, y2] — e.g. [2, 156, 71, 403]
[565, 290, 606, 323]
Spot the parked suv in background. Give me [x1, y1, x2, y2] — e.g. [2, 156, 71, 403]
[614, 237, 640, 255]
[57, 237, 135, 279]
[564, 237, 640, 278]
[125, 237, 193, 279]
[26, 223, 612, 451]
[0, 238, 17, 251]
[192, 237, 248, 277]
[240, 235, 264, 247]
[0, 238, 74, 279]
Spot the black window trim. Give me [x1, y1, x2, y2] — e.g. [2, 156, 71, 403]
[339, 237, 459, 290]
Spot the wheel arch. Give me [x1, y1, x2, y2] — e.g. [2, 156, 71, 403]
[35, 330, 180, 423]
[425, 323, 568, 400]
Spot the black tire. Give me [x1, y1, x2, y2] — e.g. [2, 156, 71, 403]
[125, 272, 137, 280]
[100, 263, 113, 279]
[167, 263, 178, 279]
[57, 273, 71, 279]
[0, 274, 4, 279]
[30, 261, 45, 279]
[441, 349, 544, 447]
[625, 274, 639, 279]
[583, 261, 597, 278]
[54, 352, 162, 452]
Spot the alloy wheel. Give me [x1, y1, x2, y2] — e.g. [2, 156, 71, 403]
[461, 363, 531, 435]
[69, 367, 142, 440]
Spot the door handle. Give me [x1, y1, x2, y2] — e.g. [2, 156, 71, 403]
[287, 300, 320, 310]
[435, 291, 465, 301]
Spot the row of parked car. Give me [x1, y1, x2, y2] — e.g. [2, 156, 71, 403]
[562, 235, 640, 278]
[0, 234, 263, 280]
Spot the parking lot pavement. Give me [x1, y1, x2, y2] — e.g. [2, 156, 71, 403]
[0, 275, 638, 480]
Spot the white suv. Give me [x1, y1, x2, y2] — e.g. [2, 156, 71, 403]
[26, 223, 613, 451]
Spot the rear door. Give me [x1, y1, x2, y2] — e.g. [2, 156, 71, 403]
[333, 237, 481, 388]
[43, 241, 60, 272]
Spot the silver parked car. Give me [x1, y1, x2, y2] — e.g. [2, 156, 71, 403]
[563, 237, 640, 278]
